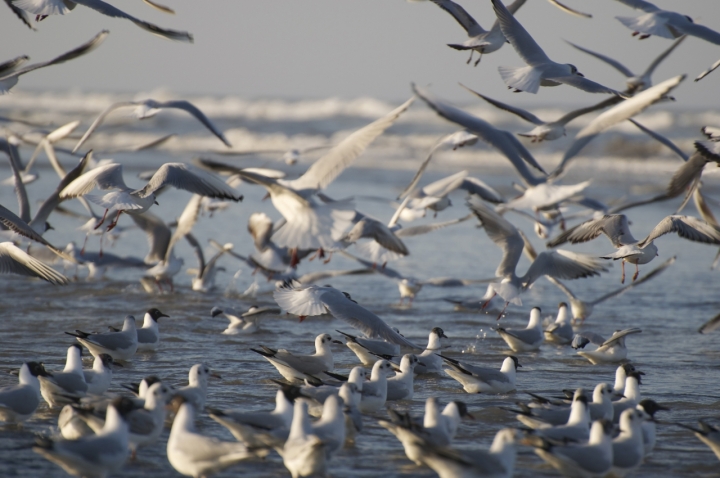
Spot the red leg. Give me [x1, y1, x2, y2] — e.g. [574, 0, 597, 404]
[496, 301, 509, 321]
[290, 248, 299, 268]
[106, 210, 123, 231]
[481, 292, 497, 309]
[93, 209, 109, 230]
[632, 264, 639, 282]
[621, 261, 626, 284]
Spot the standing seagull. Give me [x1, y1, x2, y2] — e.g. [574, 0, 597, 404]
[0, 30, 107, 94]
[495, 307, 544, 352]
[66, 315, 139, 361]
[491, 0, 620, 94]
[72, 99, 232, 153]
[429, 0, 526, 66]
[59, 162, 242, 231]
[10, 0, 193, 42]
[0, 362, 48, 424]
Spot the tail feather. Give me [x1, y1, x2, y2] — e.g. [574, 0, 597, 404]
[498, 65, 541, 94]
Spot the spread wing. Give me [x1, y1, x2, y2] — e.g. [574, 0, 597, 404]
[522, 250, 607, 287]
[638, 215, 720, 248]
[154, 100, 230, 147]
[467, 195, 523, 278]
[0, 242, 69, 284]
[138, 163, 242, 200]
[566, 41, 633, 77]
[547, 214, 637, 248]
[491, 0, 551, 66]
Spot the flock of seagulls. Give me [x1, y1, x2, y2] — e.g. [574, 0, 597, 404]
[1, 1, 720, 477]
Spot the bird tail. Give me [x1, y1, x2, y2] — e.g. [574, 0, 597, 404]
[64, 330, 90, 339]
[498, 65, 541, 94]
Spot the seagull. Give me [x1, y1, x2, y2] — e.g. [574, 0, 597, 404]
[0, 361, 48, 424]
[209, 385, 305, 446]
[66, 315, 139, 361]
[0, 241, 69, 284]
[695, 57, 720, 82]
[175, 363, 220, 413]
[311, 394, 346, 458]
[465, 85, 612, 142]
[166, 395, 266, 478]
[38, 345, 88, 407]
[550, 75, 685, 178]
[467, 196, 607, 310]
[279, 400, 327, 478]
[135, 308, 169, 351]
[418, 428, 519, 478]
[301, 366, 367, 409]
[212, 305, 279, 335]
[613, 364, 639, 398]
[59, 162, 242, 231]
[491, 0, 620, 95]
[430, 0, 527, 66]
[529, 418, 614, 478]
[676, 420, 720, 461]
[637, 399, 669, 457]
[72, 99, 231, 153]
[82, 353, 115, 395]
[442, 355, 521, 394]
[612, 371, 644, 421]
[615, 0, 720, 46]
[548, 213, 720, 282]
[567, 36, 686, 93]
[0, 30, 108, 94]
[513, 383, 615, 426]
[544, 302, 574, 344]
[413, 327, 448, 374]
[525, 390, 591, 442]
[251, 333, 340, 383]
[573, 328, 643, 364]
[541, 256, 675, 322]
[338, 382, 362, 444]
[386, 354, 421, 401]
[273, 283, 421, 349]
[699, 311, 720, 334]
[547, 0, 592, 18]
[33, 398, 132, 478]
[12, 0, 193, 42]
[336, 329, 400, 366]
[495, 307, 544, 352]
[358, 359, 394, 413]
[611, 408, 646, 477]
[231, 97, 413, 257]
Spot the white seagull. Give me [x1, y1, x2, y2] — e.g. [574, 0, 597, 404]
[430, 0, 527, 66]
[59, 162, 242, 231]
[72, 98, 231, 153]
[0, 361, 48, 424]
[386, 354, 421, 401]
[491, 0, 620, 95]
[544, 302, 574, 344]
[251, 333, 340, 383]
[573, 327, 643, 364]
[442, 355, 521, 394]
[495, 307, 544, 352]
[136, 308, 169, 352]
[175, 363, 220, 413]
[66, 315, 138, 361]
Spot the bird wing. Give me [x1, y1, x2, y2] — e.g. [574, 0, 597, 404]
[285, 97, 414, 192]
[464, 87, 544, 125]
[30, 153, 91, 233]
[522, 249, 606, 287]
[395, 214, 473, 238]
[547, 0, 592, 18]
[413, 84, 546, 185]
[72, 101, 138, 153]
[457, 178, 505, 204]
[138, 163, 242, 200]
[491, 0, 551, 66]
[0, 30, 108, 86]
[296, 268, 374, 285]
[614, 0, 660, 13]
[430, 0, 485, 36]
[601, 327, 642, 347]
[565, 41, 634, 78]
[183, 233, 206, 275]
[155, 100, 230, 146]
[129, 211, 172, 264]
[642, 35, 686, 78]
[248, 212, 275, 251]
[421, 170, 469, 198]
[71, 0, 193, 42]
[0, 55, 30, 76]
[548, 75, 622, 95]
[166, 194, 203, 261]
[699, 312, 720, 334]
[348, 219, 409, 255]
[552, 75, 685, 178]
[2, 138, 31, 222]
[547, 214, 636, 248]
[555, 97, 620, 126]
[695, 58, 720, 82]
[3, 0, 34, 29]
[274, 284, 331, 317]
[589, 256, 675, 306]
[628, 119, 688, 162]
[397, 132, 466, 200]
[676, 21, 720, 46]
[638, 215, 720, 248]
[467, 195, 523, 278]
[504, 181, 591, 211]
[60, 162, 129, 198]
[0, 242, 68, 284]
[444, 357, 509, 383]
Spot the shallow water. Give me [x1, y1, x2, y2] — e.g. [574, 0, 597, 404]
[1, 106, 720, 477]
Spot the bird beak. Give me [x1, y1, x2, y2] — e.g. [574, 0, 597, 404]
[466, 412, 476, 420]
[332, 340, 343, 345]
[391, 365, 401, 372]
[210, 372, 222, 380]
[577, 72, 585, 77]
[154, 200, 159, 205]
[614, 392, 626, 399]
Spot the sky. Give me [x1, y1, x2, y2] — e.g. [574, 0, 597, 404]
[1, 0, 720, 108]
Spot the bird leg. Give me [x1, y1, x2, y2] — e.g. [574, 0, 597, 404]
[466, 50, 474, 65]
[632, 264, 639, 282]
[93, 209, 109, 230]
[639, 34, 650, 40]
[98, 232, 105, 258]
[473, 52, 483, 67]
[496, 301, 509, 321]
[290, 248, 299, 268]
[81, 234, 90, 256]
[632, 31, 640, 36]
[106, 211, 123, 232]
[322, 251, 333, 264]
[620, 261, 626, 284]
[155, 279, 164, 293]
[35, 14, 48, 21]
[169, 279, 174, 292]
[481, 292, 497, 309]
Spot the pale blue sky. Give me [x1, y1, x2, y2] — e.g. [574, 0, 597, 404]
[1, 0, 719, 107]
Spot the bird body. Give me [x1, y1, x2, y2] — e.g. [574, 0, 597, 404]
[0, 362, 46, 423]
[67, 315, 138, 361]
[252, 333, 337, 383]
[443, 355, 520, 394]
[136, 308, 168, 351]
[495, 307, 544, 352]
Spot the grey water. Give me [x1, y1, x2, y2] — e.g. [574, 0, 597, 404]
[1, 101, 720, 477]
